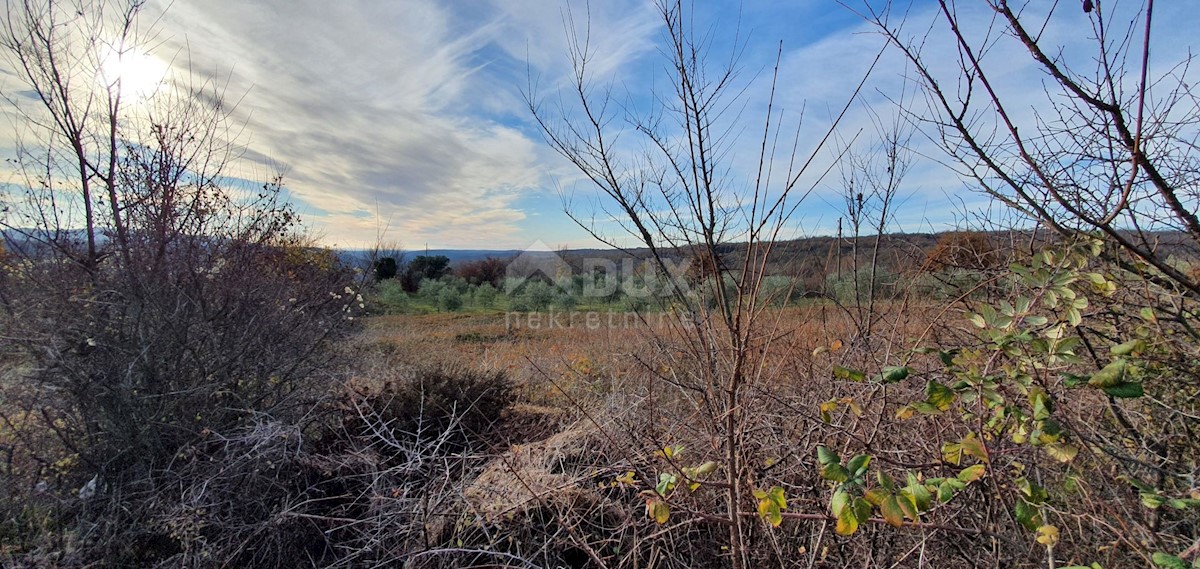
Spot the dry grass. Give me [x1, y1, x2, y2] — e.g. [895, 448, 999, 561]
[359, 301, 965, 406]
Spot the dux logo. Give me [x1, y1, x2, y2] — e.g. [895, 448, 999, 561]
[504, 242, 573, 295]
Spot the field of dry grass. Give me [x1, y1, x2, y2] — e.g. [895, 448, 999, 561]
[358, 301, 966, 404]
[338, 286, 1197, 568]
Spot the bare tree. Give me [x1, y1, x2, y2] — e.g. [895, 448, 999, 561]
[830, 108, 914, 341]
[854, 0, 1200, 296]
[529, 1, 882, 565]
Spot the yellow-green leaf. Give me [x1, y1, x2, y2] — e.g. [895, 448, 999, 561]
[961, 434, 990, 463]
[830, 489, 850, 517]
[1036, 524, 1059, 547]
[1088, 359, 1127, 388]
[896, 492, 920, 522]
[957, 464, 987, 483]
[835, 505, 859, 535]
[653, 501, 670, 524]
[768, 486, 787, 510]
[1111, 339, 1145, 356]
[937, 480, 955, 503]
[696, 461, 718, 476]
[1015, 499, 1042, 531]
[880, 495, 905, 527]
[1044, 443, 1079, 463]
[864, 487, 889, 506]
[816, 446, 840, 466]
[821, 463, 850, 483]
[942, 442, 963, 465]
[833, 365, 867, 382]
[926, 381, 957, 411]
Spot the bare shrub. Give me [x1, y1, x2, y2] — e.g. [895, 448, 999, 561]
[341, 364, 515, 451]
[0, 0, 360, 564]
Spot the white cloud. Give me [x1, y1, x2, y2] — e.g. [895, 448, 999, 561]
[138, 0, 660, 248]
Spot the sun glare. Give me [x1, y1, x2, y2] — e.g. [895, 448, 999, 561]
[99, 47, 170, 102]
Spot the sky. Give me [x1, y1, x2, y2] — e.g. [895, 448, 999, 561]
[1, 1, 1195, 250]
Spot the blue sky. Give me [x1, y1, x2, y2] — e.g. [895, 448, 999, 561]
[2, 1, 1193, 250]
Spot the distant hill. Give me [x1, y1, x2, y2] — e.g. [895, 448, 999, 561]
[337, 248, 523, 268]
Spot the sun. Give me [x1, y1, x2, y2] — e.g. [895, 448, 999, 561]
[99, 47, 169, 102]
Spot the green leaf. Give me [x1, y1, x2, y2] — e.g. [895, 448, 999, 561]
[854, 497, 873, 527]
[1103, 382, 1144, 399]
[1088, 359, 1127, 388]
[937, 481, 955, 503]
[879, 366, 910, 384]
[847, 454, 871, 477]
[833, 365, 867, 382]
[821, 463, 850, 483]
[1024, 315, 1049, 327]
[1151, 552, 1189, 569]
[816, 446, 840, 466]
[877, 470, 896, 492]
[1030, 388, 1053, 421]
[1016, 477, 1048, 504]
[925, 381, 957, 411]
[1015, 499, 1042, 531]
[939, 349, 959, 367]
[902, 482, 932, 512]
[1062, 372, 1089, 388]
[913, 484, 934, 511]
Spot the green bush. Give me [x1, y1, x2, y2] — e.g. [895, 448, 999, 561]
[377, 279, 410, 311]
[824, 266, 898, 305]
[437, 287, 464, 312]
[474, 283, 499, 308]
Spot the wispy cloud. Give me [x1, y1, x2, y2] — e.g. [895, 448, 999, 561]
[2, 0, 1193, 248]
[146, 0, 659, 248]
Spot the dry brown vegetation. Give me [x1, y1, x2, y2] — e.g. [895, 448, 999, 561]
[4, 0, 1200, 567]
